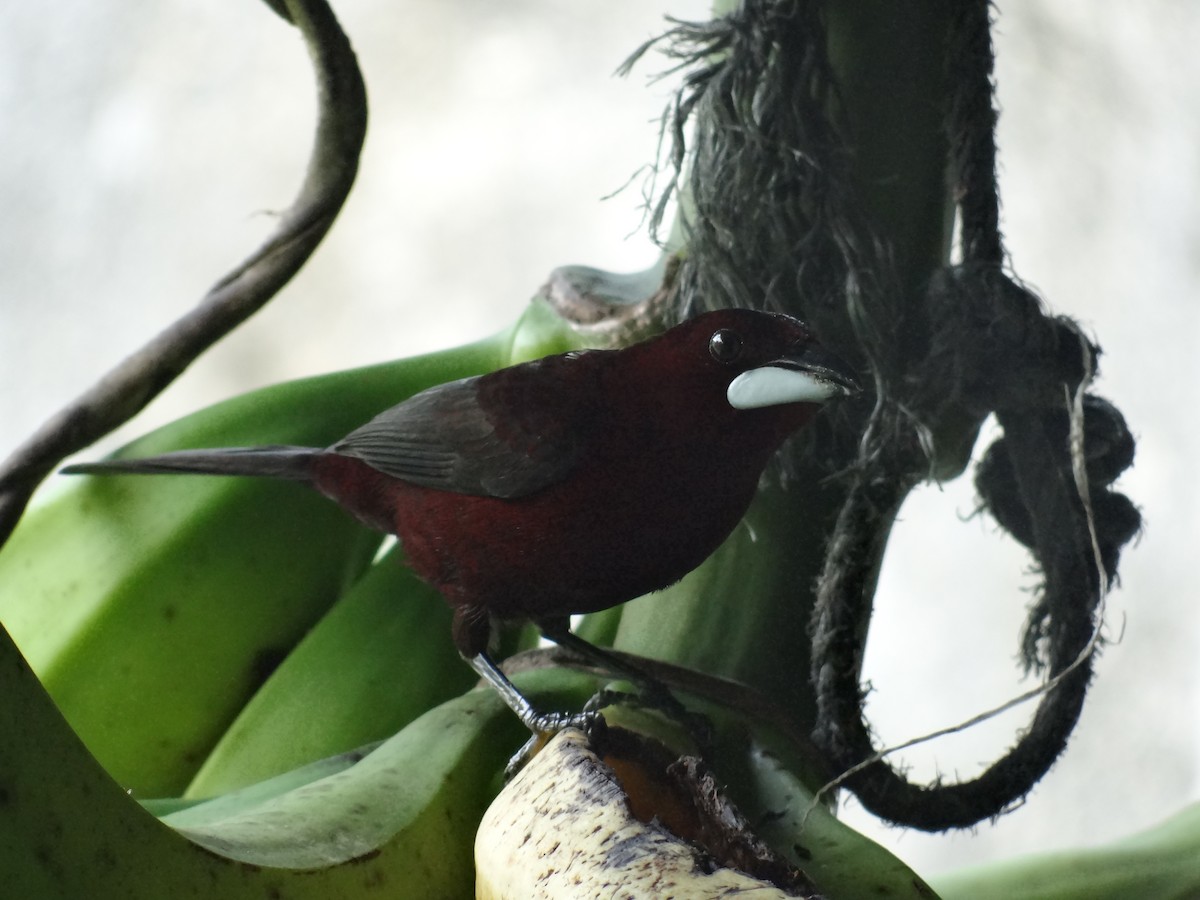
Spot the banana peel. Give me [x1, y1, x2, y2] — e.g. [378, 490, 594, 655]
[476, 728, 808, 899]
[475, 725, 938, 900]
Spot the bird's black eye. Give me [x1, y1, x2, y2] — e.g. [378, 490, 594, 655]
[708, 329, 743, 364]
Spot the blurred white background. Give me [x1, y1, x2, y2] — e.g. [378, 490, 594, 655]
[2, 0, 1196, 880]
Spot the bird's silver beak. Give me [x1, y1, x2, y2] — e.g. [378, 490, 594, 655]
[726, 343, 860, 411]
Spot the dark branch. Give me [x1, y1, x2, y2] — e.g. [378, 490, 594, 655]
[0, 0, 367, 550]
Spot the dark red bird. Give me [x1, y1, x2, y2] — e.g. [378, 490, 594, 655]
[64, 309, 857, 732]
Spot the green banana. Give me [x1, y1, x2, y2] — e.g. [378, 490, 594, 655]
[0, 612, 601, 898]
[0, 300, 585, 797]
[144, 741, 378, 823]
[183, 543, 478, 798]
[0, 430, 379, 798]
[932, 802, 1200, 900]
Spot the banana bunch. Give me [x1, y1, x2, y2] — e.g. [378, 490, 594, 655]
[4, 292, 1196, 898]
[0, 289, 926, 898]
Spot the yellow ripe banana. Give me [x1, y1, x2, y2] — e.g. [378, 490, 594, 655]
[597, 678, 937, 899]
[475, 727, 812, 899]
[184, 543, 479, 798]
[476, 715, 942, 900]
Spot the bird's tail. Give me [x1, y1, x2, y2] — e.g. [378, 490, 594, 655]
[62, 446, 319, 482]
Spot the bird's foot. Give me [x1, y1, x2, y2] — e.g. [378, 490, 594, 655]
[504, 709, 607, 779]
[464, 650, 613, 776]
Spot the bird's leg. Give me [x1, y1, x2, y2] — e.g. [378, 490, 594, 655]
[455, 605, 590, 733]
[536, 620, 712, 750]
[465, 650, 597, 735]
[465, 650, 602, 778]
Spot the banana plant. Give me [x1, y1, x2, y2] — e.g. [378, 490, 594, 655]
[2, 299, 1197, 897]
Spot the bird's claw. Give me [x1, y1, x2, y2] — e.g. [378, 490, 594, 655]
[504, 709, 606, 779]
[529, 709, 598, 734]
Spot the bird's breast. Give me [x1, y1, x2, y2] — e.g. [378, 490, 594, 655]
[396, 438, 766, 621]
[310, 426, 782, 625]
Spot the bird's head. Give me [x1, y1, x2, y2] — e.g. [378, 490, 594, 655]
[637, 308, 860, 417]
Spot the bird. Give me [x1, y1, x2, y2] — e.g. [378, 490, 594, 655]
[63, 308, 858, 735]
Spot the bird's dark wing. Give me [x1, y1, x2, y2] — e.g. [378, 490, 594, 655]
[330, 352, 604, 500]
